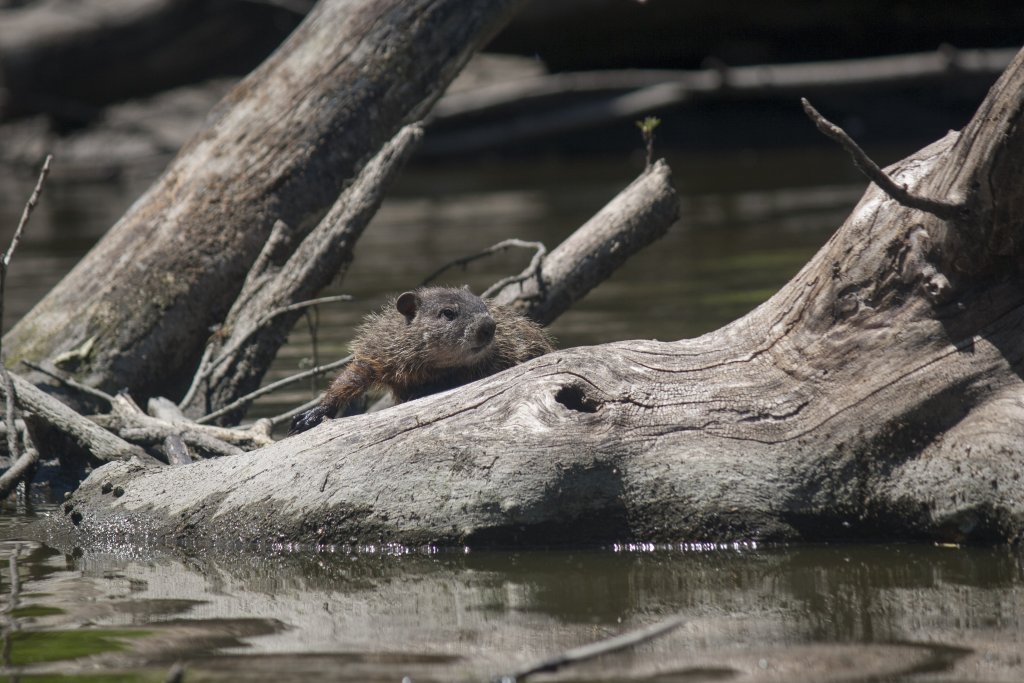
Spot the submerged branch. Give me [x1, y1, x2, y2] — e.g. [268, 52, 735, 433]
[500, 615, 686, 681]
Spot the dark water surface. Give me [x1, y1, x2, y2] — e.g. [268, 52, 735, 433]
[3, 150, 1023, 680]
[4, 508, 1024, 681]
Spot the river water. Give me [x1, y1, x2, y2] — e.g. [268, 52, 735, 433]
[2, 149, 1023, 680]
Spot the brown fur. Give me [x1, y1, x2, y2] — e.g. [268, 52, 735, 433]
[289, 287, 554, 434]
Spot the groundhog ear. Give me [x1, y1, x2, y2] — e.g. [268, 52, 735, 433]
[396, 291, 418, 319]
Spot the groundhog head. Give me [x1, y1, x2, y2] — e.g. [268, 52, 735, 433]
[394, 288, 496, 368]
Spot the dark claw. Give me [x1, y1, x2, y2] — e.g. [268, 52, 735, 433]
[289, 405, 335, 436]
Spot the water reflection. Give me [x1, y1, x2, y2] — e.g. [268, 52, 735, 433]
[3, 511, 1023, 681]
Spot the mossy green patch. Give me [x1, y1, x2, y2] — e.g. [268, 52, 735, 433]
[9, 628, 149, 665]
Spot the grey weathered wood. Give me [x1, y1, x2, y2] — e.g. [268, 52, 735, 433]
[53, 47, 1024, 548]
[0, 448, 38, 500]
[162, 435, 192, 467]
[0, 374, 147, 464]
[92, 395, 273, 455]
[179, 124, 424, 421]
[491, 159, 678, 325]
[3, 0, 525, 403]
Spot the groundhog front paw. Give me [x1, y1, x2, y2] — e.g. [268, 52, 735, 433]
[288, 405, 334, 436]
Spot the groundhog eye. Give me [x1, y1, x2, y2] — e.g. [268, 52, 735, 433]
[440, 308, 457, 320]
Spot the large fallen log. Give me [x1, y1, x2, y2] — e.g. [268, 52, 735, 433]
[54, 45, 1024, 548]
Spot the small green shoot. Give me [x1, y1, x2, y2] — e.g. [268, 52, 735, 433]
[636, 116, 661, 169]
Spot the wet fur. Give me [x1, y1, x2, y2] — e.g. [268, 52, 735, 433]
[289, 287, 554, 434]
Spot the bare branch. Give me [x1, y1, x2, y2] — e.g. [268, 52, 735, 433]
[120, 427, 242, 458]
[499, 615, 686, 680]
[177, 342, 218, 411]
[420, 239, 547, 290]
[3, 155, 53, 271]
[1, 155, 53, 468]
[184, 294, 354, 404]
[1, 365, 17, 462]
[0, 449, 39, 500]
[20, 360, 116, 407]
[426, 48, 1016, 158]
[491, 159, 679, 325]
[801, 98, 966, 221]
[0, 373, 149, 463]
[196, 355, 354, 426]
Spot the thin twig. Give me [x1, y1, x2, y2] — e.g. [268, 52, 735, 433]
[497, 615, 686, 681]
[243, 219, 293, 293]
[800, 98, 966, 221]
[420, 239, 547, 290]
[184, 294, 353, 407]
[3, 155, 52, 272]
[20, 360, 116, 406]
[196, 355, 353, 425]
[1, 155, 53, 469]
[178, 341, 217, 410]
[481, 242, 547, 299]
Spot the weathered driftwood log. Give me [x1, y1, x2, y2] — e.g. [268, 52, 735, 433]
[3, 0, 525, 404]
[55, 47, 1024, 548]
[1, 374, 148, 465]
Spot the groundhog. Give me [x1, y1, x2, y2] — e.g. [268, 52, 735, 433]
[288, 286, 555, 434]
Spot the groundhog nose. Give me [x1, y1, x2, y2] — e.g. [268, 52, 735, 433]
[476, 318, 496, 345]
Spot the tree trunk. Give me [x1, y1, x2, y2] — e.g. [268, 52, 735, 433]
[54, 47, 1024, 547]
[3, 0, 525, 402]
[177, 124, 424, 420]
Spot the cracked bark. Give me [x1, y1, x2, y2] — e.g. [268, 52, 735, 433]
[50, 48, 1024, 548]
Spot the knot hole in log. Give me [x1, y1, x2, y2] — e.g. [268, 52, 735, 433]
[555, 383, 602, 414]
